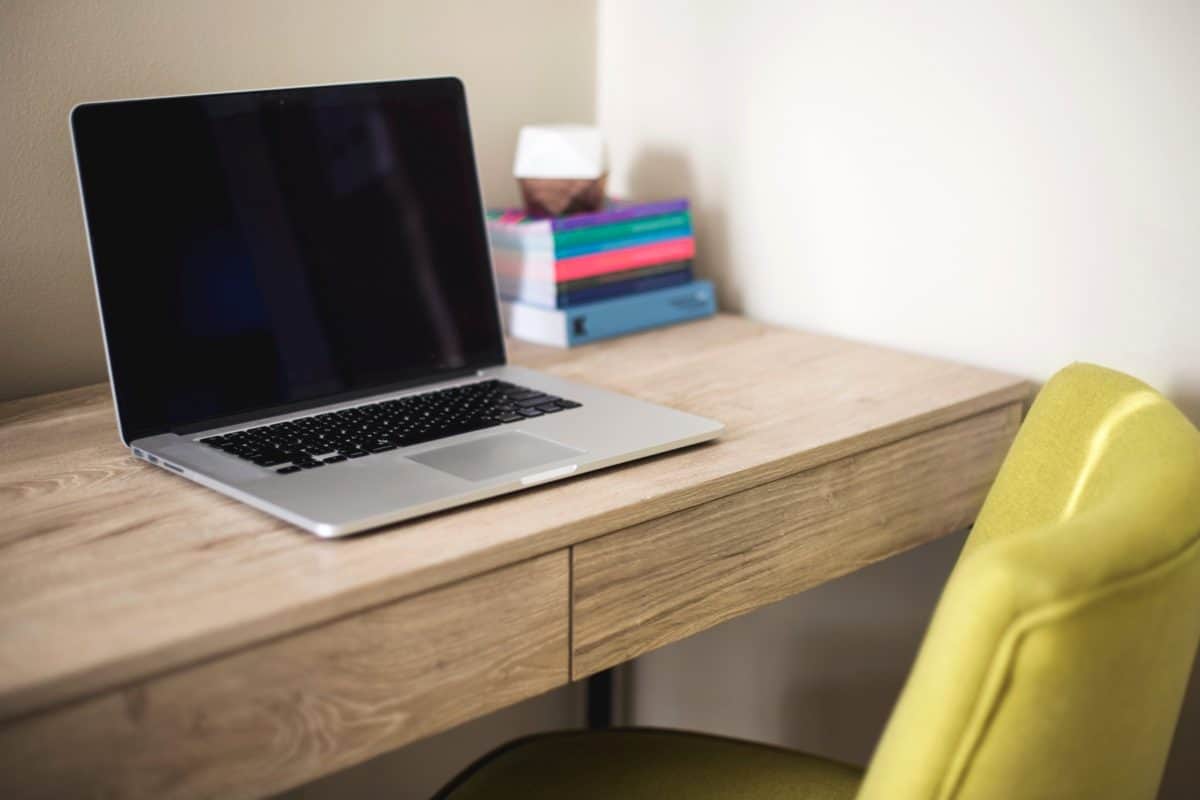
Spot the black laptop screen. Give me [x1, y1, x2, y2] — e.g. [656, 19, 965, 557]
[72, 78, 505, 443]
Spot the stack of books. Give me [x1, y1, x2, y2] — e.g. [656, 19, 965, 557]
[487, 198, 716, 347]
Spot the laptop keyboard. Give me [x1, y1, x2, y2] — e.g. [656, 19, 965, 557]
[198, 379, 582, 475]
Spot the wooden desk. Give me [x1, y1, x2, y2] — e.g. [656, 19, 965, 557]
[0, 314, 1029, 798]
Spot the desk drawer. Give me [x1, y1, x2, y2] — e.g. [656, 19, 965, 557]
[571, 404, 1020, 679]
[0, 551, 569, 799]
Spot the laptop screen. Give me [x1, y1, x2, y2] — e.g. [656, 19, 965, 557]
[72, 78, 505, 443]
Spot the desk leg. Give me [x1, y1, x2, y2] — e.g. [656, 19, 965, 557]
[586, 668, 614, 728]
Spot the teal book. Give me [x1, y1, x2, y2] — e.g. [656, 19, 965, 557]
[500, 280, 716, 347]
[554, 223, 692, 259]
[488, 211, 693, 258]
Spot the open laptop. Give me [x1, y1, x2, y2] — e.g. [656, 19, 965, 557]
[69, 77, 722, 538]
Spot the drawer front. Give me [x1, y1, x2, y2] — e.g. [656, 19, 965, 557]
[572, 405, 1020, 679]
[0, 551, 569, 799]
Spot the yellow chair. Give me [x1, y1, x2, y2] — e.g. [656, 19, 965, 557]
[435, 364, 1200, 800]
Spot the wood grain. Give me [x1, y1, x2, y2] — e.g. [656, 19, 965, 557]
[0, 552, 568, 800]
[572, 404, 1022, 679]
[0, 314, 1030, 721]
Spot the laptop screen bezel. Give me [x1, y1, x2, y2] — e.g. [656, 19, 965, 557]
[70, 76, 508, 446]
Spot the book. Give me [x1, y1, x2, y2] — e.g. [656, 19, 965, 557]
[490, 197, 689, 232]
[554, 228, 687, 260]
[494, 236, 696, 285]
[561, 259, 688, 291]
[561, 267, 693, 306]
[558, 212, 691, 250]
[497, 261, 693, 309]
[500, 280, 716, 348]
[554, 236, 695, 282]
[487, 211, 692, 256]
[492, 221, 692, 260]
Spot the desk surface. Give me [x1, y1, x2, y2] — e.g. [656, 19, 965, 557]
[0, 314, 1028, 734]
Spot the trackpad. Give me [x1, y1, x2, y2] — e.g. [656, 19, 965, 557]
[409, 432, 583, 482]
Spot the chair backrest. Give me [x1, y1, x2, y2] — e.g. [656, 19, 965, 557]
[858, 364, 1200, 800]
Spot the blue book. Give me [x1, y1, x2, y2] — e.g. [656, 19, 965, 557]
[501, 280, 716, 348]
[496, 260, 691, 309]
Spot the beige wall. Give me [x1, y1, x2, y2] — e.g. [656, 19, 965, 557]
[597, 0, 1200, 796]
[0, 0, 596, 401]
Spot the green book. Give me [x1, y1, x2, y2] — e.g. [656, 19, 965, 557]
[554, 212, 691, 249]
[489, 211, 692, 257]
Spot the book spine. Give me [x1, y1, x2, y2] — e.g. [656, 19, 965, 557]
[555, 223, 692, 260]
[555, 237, 696, 282]
[489, 224, 689, 259]
[559, 266, 693, 307]
[560, 259, 690, 291]
[552, 212, 692, 250]
[495, 260, 692, 307]
[501, 280, 716, 347]
[565, 280, 716, 345]
[550, 198, 690, 232]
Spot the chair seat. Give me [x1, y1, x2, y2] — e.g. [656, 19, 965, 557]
[435, 728, 863, 800]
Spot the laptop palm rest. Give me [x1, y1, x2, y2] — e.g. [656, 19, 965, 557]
[408, 431, 583, 483]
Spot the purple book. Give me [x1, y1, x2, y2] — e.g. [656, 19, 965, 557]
[552, 198, 689, 231]
[490, 198, 690, 232]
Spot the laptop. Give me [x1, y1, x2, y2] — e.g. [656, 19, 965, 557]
[70, 77, 723, 538]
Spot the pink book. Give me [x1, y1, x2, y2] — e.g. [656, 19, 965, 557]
[555, 237, 696, 282]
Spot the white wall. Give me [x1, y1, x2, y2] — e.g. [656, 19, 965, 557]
[598, 1, 1200, 796]
[0, 0, 597, 401]
[599, 0, 1199, 417]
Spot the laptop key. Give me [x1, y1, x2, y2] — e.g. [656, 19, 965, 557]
[197, 379, 581, 466]
[253, 456, 288, 467]
[276, 466, 302, 474]
[515, 395, 556, 408]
